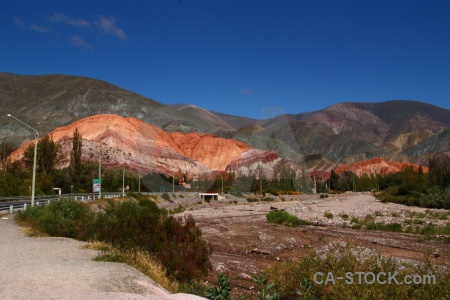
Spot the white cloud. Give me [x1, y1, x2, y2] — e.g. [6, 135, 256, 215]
[71, 35, 93, 50]
[13, 17, 25, 28]
[48, 12, 91, 28]
[95, 15, 127, 41]
[30, 24, 51, 34]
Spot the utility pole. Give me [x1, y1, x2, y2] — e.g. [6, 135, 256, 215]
[313, 176, 316, 194]
[99, 150, 102, 199]
[122, 166, 125, 197]
[7, 114, 38, 207]
[138, 165, 141, 193]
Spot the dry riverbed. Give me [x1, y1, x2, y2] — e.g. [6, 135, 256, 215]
[169, 192, 450, 298]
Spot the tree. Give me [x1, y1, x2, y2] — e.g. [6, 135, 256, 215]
[0, 138, 11, 174]
[330, 169, 339, 191]
[429, 156, 450, 188]
[70, 128, 83, 189]
[23, 134, 61, 175]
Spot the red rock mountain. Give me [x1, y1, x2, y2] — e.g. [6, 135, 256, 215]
[10, 114, 294, 177]
[335, 157, 428, 177]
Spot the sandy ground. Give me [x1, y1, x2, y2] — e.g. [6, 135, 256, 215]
[0, 216, 205, 300]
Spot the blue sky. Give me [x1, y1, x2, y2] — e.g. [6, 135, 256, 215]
[1, 0, 449, 119]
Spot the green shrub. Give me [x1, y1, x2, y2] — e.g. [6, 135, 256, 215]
[262, 197, 275, 202]
[253, 274, 280, 300]
[263, 242, 450, 299]
[267, 211, 310, 227]
[204, 273, 231, 300]
[15, 198, 212, 284]
[16, 199, 94, 239]
[127, 191, 143, 200]
[247, 197, 259, 202]
[365, 222, 402, 232]
[228, 187, 243, 197]
[324, 211, 334, 219]
[350, 217, 359, 223]
[169, 205, 185, 214]
[339, 214, 349, 220]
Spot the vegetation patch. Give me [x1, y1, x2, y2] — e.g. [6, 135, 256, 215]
[324, 211, 334, 219]
[262, 197, 275, 202]
[263, 242, 450, 300]
[169, 205, 185, 214]
[347, 211, 450, 240]
[15, 198, 212, 285]
[267, 210, 311, 227]
[87, 241, 179, 293]
[339, 213, 349, 220]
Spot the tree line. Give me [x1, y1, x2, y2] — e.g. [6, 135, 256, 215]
[2, 127, 449, 209]
[0, 129, 141, 197]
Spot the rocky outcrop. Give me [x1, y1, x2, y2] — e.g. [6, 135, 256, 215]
[9, 114, 283, 177]
[335, 157, 428, 177]
[168, 132, 251, 171]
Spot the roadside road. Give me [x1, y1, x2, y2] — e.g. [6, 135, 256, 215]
[0, 215, 205, 300]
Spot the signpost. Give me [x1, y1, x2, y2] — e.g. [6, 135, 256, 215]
[93, 178, 101, 198]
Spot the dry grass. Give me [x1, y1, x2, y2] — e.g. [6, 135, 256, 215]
[14, 218, 49, 237]
[85, 241, 179, 293]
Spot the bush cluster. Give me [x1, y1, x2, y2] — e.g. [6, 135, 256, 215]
[267, 210, 310, 227]
[263, 243, 450, 299]
[379, 186, 450, 209]
[15, 198, 212, 283]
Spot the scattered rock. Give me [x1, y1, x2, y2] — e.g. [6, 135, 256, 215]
[251, 248, 272, 255]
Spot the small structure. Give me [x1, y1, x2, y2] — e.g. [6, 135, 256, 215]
[199, 193, 219, 201]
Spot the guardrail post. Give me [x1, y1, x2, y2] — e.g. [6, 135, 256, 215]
[24, 203, 27, 210]
[10, 205, 13, 214]
[48, 200, 50, 205]
[81, 196, 84, 201]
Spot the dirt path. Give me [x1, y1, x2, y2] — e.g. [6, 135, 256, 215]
[0, 216, 205, 300]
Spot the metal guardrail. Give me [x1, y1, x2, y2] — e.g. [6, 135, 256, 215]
[0, 193, 122, 214]
[0, 191, 203, 214]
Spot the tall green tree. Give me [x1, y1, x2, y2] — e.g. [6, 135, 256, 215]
[0, 138, 11, 174]
[23, 134, 61, 175]
[429, 155, 450, 188]
[330, 169, 339, 191]
[70, 128, 83, 190]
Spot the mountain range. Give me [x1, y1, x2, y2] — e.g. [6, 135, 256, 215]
[1, 73, 449, 176]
